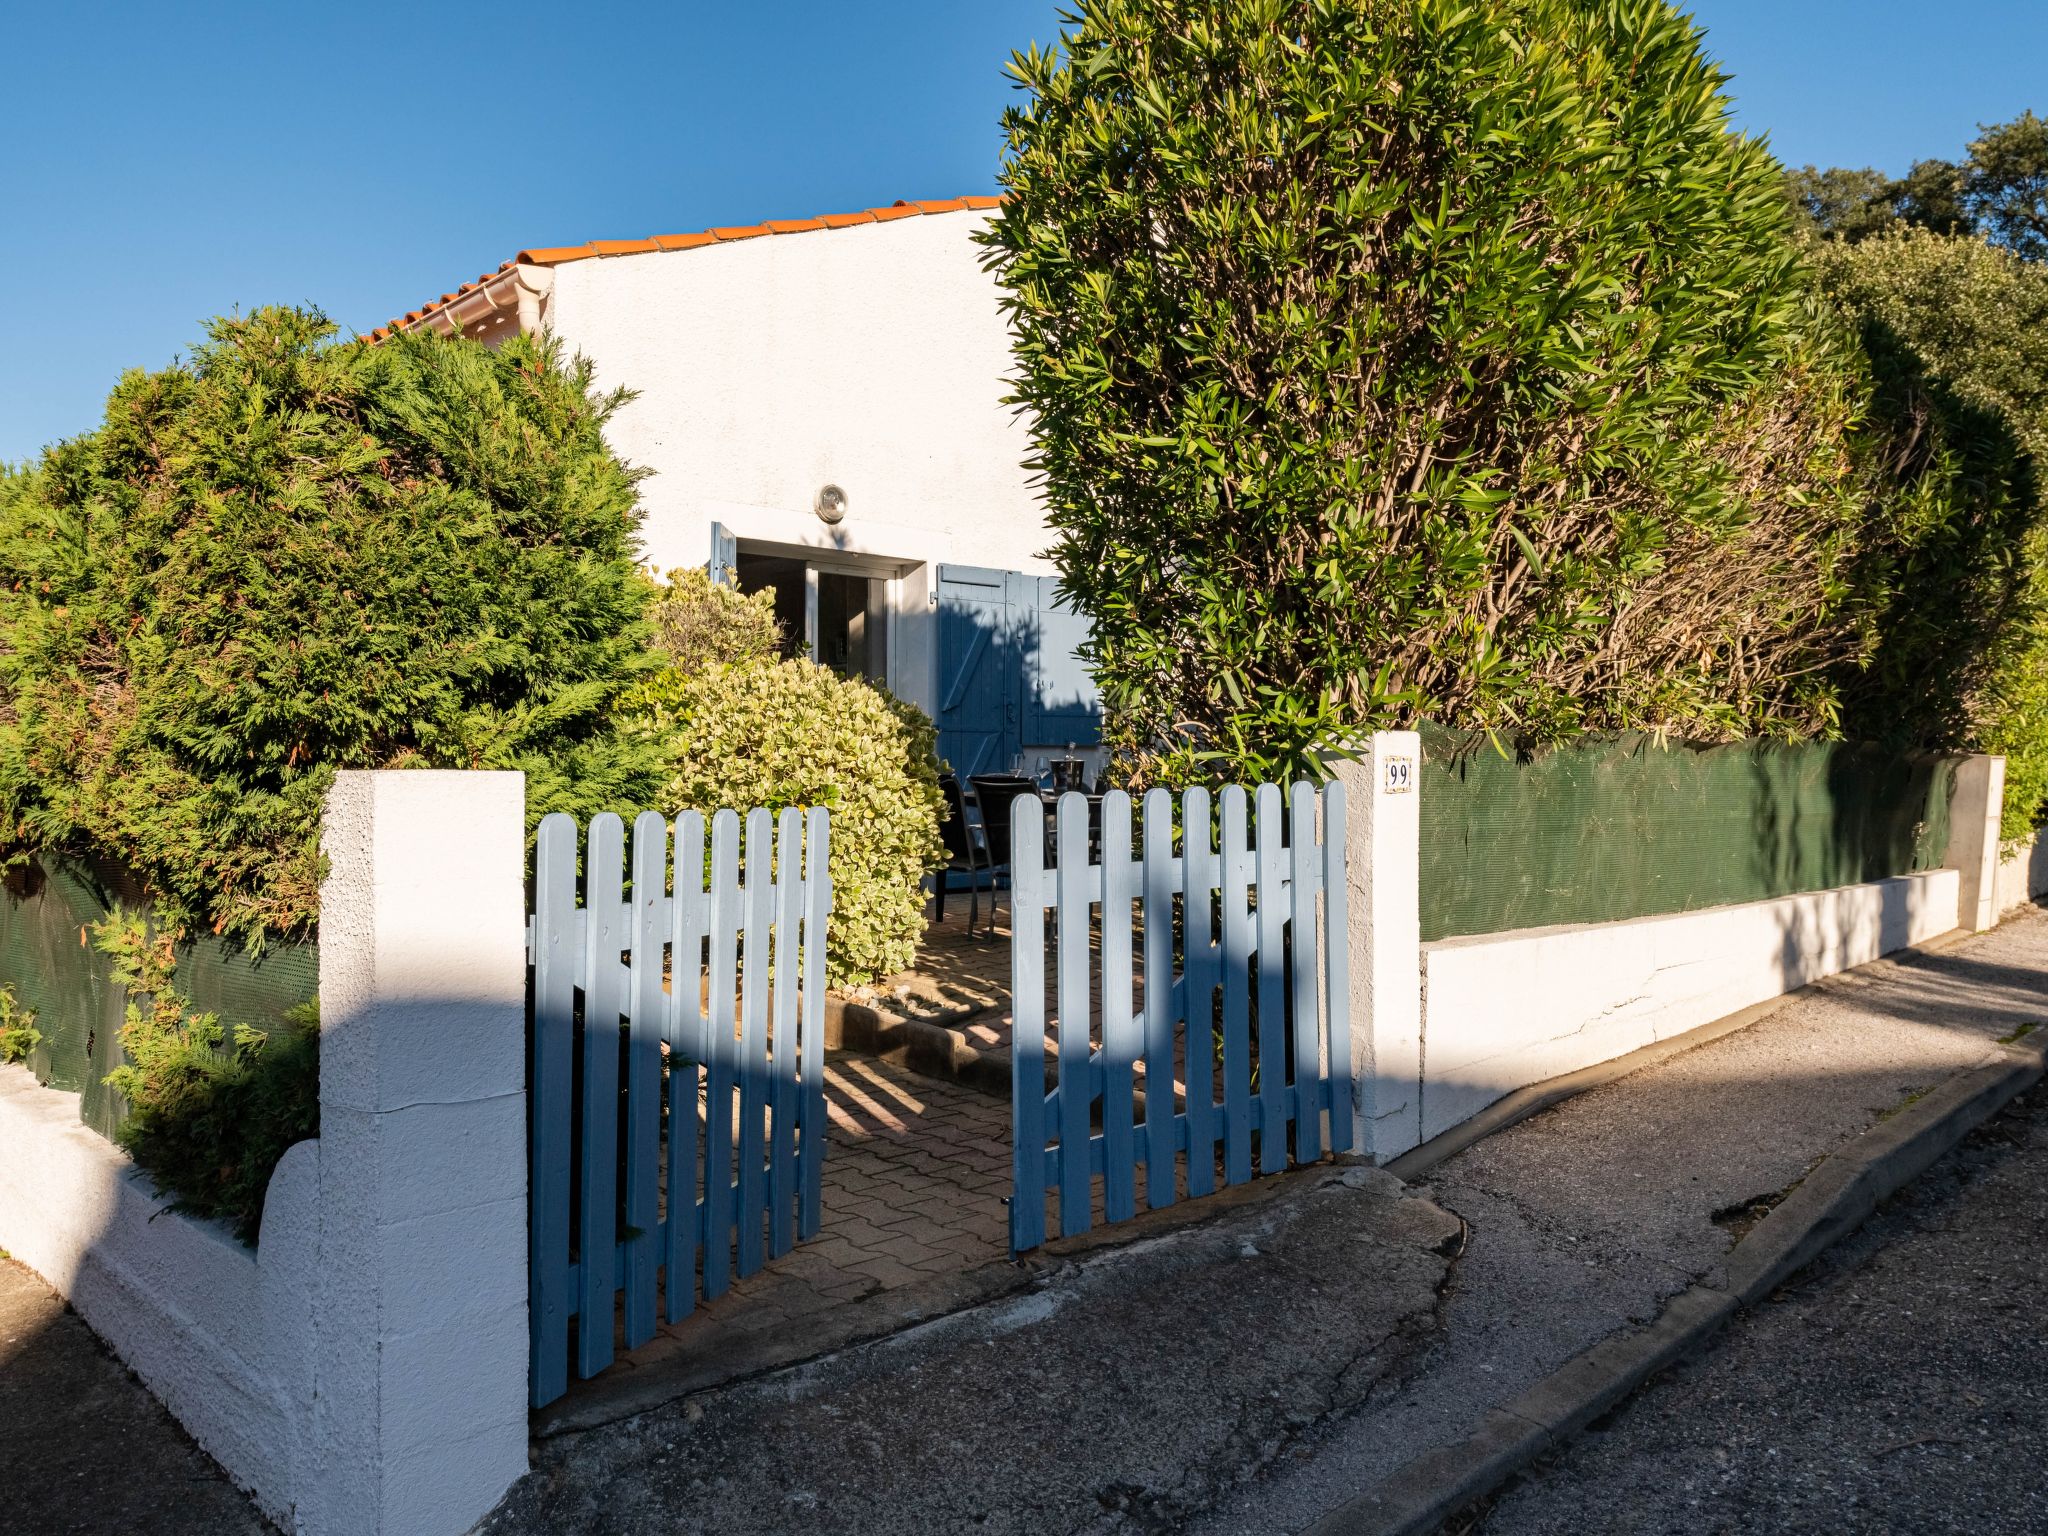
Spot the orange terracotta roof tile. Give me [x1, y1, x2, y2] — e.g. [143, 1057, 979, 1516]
[513, 244, 595, 266]
[379, 195, 1003, 340]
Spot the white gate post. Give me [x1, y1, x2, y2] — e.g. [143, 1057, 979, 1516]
[309, 770, 529, 1536]
[1945, 753, 2006, 933]
[1334, 732, 1424, 1163]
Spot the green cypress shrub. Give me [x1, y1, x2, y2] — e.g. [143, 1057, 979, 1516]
[981, 0, 1873, 783]
[0, 308, 663, 944]
[95, 912, 318, 1243]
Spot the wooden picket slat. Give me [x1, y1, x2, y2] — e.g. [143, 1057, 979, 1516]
[768, 808, 801, 1258]
[576, 813, 625, 1379]
[1010, 780, 1353, 1256]
[1288, 782, 1324, 1165]
[1254, 783, 1289, 1176]
[528, 814, 577, 1408]
[1009, 794, 1050, 1253]
[736, 808, 773, 1276]
[1140, 789, 1176, 1209]
[623, 811, 668, 1349]
[1218, 787, 1255, 1186]
[1182, 787, 1220, 1201]
[1055, 793, 1094, 1238]
[701, 809, 741, 1301]
[1099, 790, 1137, 1224]
[798, 807, 830, 1240]
[665, 811, 708, 1325]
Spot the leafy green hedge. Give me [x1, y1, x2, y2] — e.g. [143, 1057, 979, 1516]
[1814, 230, 2048, 834]
[621, 572, 946, 986]
[0, 985, 38, 1065]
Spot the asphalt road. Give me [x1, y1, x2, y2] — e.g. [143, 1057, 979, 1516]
[1473, 1078, 2048, 1536]
[0, 1252, 271, 1535]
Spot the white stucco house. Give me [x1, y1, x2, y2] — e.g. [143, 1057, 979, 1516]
[374, 195, 1099, 778]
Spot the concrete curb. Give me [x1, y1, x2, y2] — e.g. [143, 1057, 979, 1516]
[1303, 1030, 2047, 1536]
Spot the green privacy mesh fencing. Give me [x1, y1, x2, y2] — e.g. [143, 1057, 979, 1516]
[0, 855, 316, 1140]
[1419, 726, 1958, 943]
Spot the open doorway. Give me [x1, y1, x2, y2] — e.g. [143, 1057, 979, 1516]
[734, 552, 891, 689]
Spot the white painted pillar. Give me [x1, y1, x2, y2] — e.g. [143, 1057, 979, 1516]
[1945, 753, 2006, 933]
[1334, 732, 1424, 1163]
[309, 770, 529, 1536]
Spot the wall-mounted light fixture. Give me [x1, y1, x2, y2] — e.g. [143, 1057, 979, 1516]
[815, 484, 848, 525]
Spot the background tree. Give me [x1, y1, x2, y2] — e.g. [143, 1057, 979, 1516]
[1964, 110, 2048, 261]
[1789, 111, 2047, 258]
[984, 0, 1872, 784]
[1816, 229, 2048, 830]
[1786, 165, 1901, 242]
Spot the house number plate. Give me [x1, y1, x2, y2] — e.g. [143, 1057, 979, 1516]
[1383, 755, 1414, 793]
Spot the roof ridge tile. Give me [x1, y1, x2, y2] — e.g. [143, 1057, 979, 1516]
[380, 193, 1003, 339]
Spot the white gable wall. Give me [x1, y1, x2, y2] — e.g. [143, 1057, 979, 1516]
[544, 210, 1050, 718]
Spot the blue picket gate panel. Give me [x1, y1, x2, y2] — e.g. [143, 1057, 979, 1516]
[1009, 782, 1351, 1253]
[527, 805, 832, 1409]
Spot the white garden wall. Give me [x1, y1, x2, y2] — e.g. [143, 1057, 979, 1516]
[1995, 831, 2048, 915]
[0, 1071, 321, 1524]
[0, 770, 530, 1536]
[1411, 869, 1961, 1145]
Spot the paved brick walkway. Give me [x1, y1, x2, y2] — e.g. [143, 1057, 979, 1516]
[805, 1055, 1012, 1279]
[551, 1051, 1015, 1424]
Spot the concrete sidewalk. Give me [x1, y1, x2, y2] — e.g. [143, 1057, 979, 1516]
[484, 1169, 1461, 1535]
[1193, 905, 2048, 1535]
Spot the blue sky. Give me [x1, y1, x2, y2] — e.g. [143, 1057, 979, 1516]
[3, 1, 2043, 464]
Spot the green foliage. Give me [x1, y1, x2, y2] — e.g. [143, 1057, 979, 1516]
[621, 590, 945, 985]
[1964, 111, 2048, 261]
[1814, 230, 2048, 832]
[645, 567, 786, 674]
[0, 985, 40, 1065]
[96, 912, 318, 1243]
[983, 0, 1871, 784]
[0, 307, 663, 945]
[1789, 111, 2048, 260]
[1786, 166, 1911, 243]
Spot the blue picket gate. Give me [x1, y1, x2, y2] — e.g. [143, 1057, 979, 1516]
[1008, 782, 1352, 1252]
[527, 805, 831, 1409]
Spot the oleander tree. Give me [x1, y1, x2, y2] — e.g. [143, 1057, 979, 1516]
[981, 0, 1874, 785]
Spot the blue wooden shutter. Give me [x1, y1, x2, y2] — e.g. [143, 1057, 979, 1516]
[1022, 574, 1101, 749]
[935, 565, 1017, 779]
[708, 522, 738, 584]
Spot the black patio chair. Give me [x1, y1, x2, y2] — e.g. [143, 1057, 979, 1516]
[934, 773, 990, 937]
[969, 774, 1048, 925]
